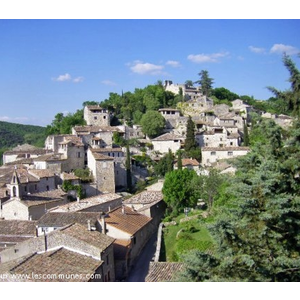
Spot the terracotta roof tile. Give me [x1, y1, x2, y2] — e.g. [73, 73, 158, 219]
[7, 248, 103, 282]
[145, 262, 185, 282]
[0, 220, 37, 236]
[124, 191, 163, 205]
[106, 206, 152, 235]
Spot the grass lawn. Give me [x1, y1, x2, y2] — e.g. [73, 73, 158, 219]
[160, 211, 214, 262]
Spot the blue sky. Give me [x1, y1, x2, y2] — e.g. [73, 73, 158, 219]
[0, 19, 299, 126]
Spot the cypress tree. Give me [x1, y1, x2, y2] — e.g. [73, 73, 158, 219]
[177, 150, 183, 170]
[185, 116, 197, 152]
[243, 119, 249, 146]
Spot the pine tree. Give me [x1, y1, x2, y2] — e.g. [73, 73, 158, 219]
[194, 70, 214, 96]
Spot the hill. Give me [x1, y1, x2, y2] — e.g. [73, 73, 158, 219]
[0, 121, 47, 165]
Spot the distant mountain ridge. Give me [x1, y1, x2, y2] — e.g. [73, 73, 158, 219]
[0, 121, 47, 165]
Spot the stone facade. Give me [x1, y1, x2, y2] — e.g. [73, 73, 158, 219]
[0, 223, 115, 282]
[152, 133, 183, 154]
[87, 148, 115, 193]
[201, 147, 250, 166]
[84, 105, 111, 126]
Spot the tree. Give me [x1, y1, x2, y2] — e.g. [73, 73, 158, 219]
[178, 118, 300, 282]
[177, 150, 183, 170]
[184, 116, 197, 152]
[212, 87, 239, 102]
[162, 169, 200, 217]
[243, 119, 250, 146]
[195, 70, 214, 96]
[140, 110, 165, 138]
[267, 54, 300, 117]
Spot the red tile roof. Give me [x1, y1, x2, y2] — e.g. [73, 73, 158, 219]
[106, 206, 152, 235]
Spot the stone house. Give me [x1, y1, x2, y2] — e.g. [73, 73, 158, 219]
[90, 147, 127, 190]
[159, 108, 181, 119]
[178, 95, 214, 117]
[196, 127, 241, 148]
[87, 148, 116, 193]
[99, 206, 154, 280]
[33, 153, 66, 174]
[0, 220, 38, 252]
[174, 158, 200, 173]
[123, 190, 165, 227]
[152, 133, 183, 154]
[44, 135, 85, 172]
[201, 146, 250, 166]
[0, 223, 115, 282]
[1, 188, 68, 221]
[84, 105, 111, 126]
[36, 211, 105, 236]
[2, 144, 49, 166]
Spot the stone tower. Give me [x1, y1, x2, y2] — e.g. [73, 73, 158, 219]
[84, 105, 110, 126]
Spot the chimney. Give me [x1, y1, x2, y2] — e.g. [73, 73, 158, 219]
[77, 196, 80, 202]
[44, 230, 48, 252]
[100, 213, 106, 234]
[122, 205, 125, 215]
[87, 219, 91, 231]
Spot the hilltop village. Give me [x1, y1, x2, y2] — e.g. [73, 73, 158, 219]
[0, 81, 293, 282]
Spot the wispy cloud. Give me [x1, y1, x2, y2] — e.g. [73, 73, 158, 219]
[249, 46, 266, 54]
[73, 76, 84, 83]
[52, 73, 72, 82]
[101, 80, 117, 86]
[52, 73, 84, 83]
[270, 44, 299, 55]
[187, 51, 229, 63]
[166, 60, 181, 68]
[129, 61, 165, 75]
[0, 116, 30, 123]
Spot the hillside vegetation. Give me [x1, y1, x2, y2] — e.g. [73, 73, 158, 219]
[0, 121, 47, 165]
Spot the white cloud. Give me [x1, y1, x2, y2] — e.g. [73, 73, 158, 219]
[101, 80, 117, 86]
[187, 51, 229, 63]
[249, 46, 266, 54]
[73, 76, 84, 83]
[166, 60, 181, 68]
[270, 44, 299, 55]
[130, 61, 164, 75]
[0, 116, 30, 123]
[52, 73, 72, 82]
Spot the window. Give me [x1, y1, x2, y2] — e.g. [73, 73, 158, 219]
[211, 151, 216, 156]
[94, 116, 98, 120]
[77, 152, 81, 158]
[46, 185, 49, 191]
[228, 151, 233, 156]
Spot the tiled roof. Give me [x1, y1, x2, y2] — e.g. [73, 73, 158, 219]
[105, 206, 152, 235]
[4, 247, 103, 282]
[152, 133, 183, 142]
[179, 158, 200, 167]
[145, 262, 185, 282]
[158, 108, 180, 112]
[202, 147, 250, 151]
[49, 193, 122, 212]
[61, 172, 79, 181]
[37, 212, 101, 227]
[123, 191, 163, 205]
[4, 144, 48, 155]
[0, 220, 37, 236]
[33, 153, 65, 162]
[146, 180, 164, 192]
[28, 169, 55, 179]
[94, 147, 123, 152]
[60, 223, 115, 250]
[91, 150, 114, 161]
[73, 125, 121, 133]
